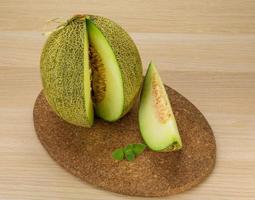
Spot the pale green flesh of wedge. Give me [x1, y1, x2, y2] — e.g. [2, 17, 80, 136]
[87, 19, 124, 121]
[138, 63, 182, 151]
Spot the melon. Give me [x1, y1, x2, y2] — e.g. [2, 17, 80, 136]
[40, 15, 143, 127]
[138, 63, 182, 152]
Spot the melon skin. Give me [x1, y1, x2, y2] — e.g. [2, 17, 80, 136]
[40, 15, 143, 126]
[89, 15, 143, 116]
[40, 16, 93, 127]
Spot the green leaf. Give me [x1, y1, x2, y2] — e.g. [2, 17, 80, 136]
[112, 148, 124, 160]
[124, 151, 135, 161]
[124, 144, 133, 151]
[133, 143, 147, 156]
[123, 145, 135, 161]
[125, 152, 135, 161]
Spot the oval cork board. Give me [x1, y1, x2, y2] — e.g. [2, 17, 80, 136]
[33, 86, 216, 197]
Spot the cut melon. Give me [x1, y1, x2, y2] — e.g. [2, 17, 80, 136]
[40, 15, 143, 127]
[138, 63, 182, 152]
[87, 19, 124, 121]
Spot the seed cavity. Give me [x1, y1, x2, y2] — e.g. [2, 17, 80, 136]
[152, 74, 171, 123]
[89, 45, 106, 103]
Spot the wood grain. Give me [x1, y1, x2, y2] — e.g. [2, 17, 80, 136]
[0, 0, 255, 199]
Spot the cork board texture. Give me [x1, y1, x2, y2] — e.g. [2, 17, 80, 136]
[33, 86, 216, 197]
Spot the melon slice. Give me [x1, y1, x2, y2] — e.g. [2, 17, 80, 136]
[87, 15, 143, 121]
[138, 63, 182, 152]
[87, 19, 124, 121]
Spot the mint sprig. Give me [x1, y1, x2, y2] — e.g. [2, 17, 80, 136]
[112, 143, 147, 161]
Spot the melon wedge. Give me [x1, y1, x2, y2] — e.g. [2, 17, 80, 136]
[138, 63, 182, 152]
[87, 19, 124, 121]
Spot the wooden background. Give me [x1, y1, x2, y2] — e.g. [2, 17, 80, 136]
[0, 0, 255, 199]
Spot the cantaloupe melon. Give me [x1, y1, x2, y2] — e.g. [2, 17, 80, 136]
[40, 15, 143, 127]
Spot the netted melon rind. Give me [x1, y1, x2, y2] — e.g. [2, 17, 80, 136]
[40, 17, 92, 127]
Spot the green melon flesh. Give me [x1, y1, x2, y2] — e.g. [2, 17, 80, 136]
[138, 63, 182, 152]
[87, 19, 124, 121]
[88, 15, 143, 121]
